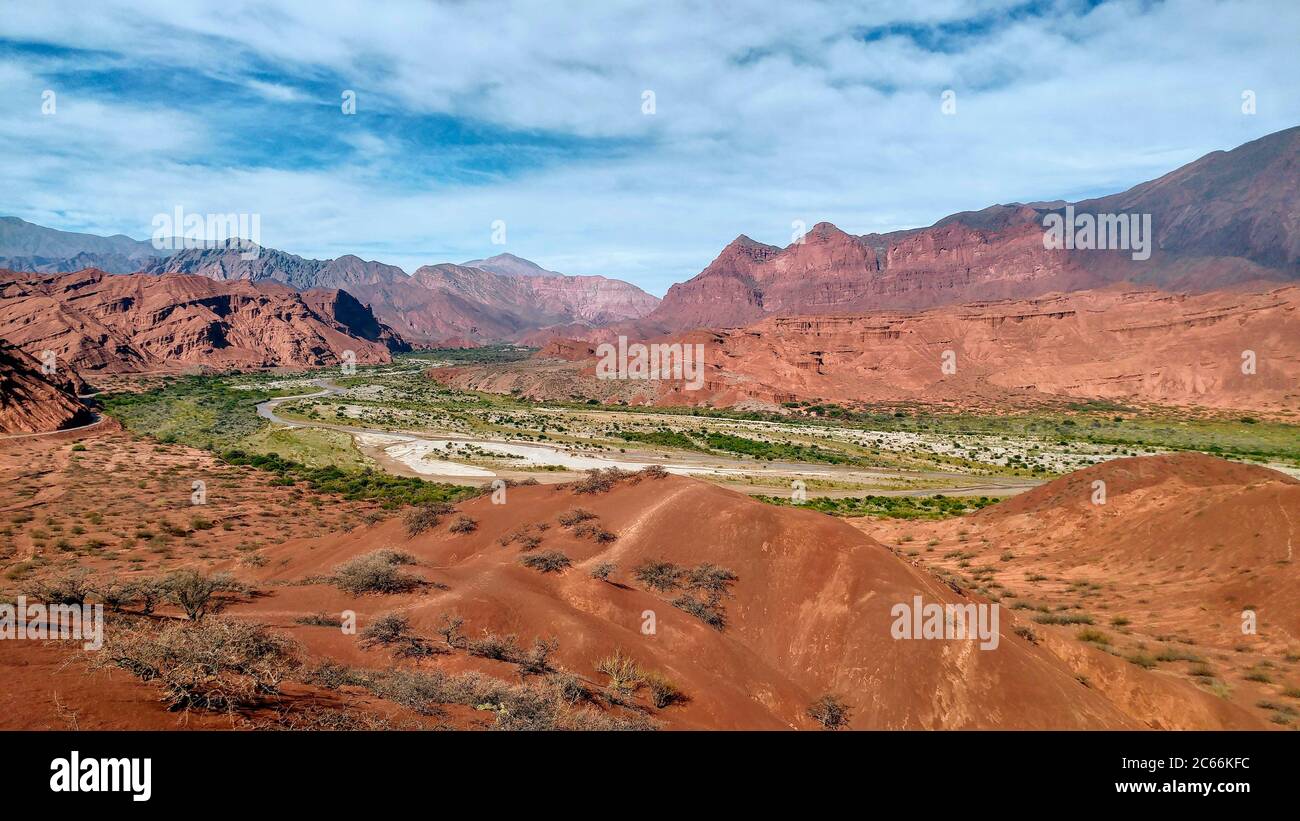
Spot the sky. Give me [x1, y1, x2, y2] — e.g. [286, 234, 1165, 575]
[0, 0, 1297, 296]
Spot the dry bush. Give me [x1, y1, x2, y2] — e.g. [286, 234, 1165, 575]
[573, 522, 617, 543]
[162, 569, 248, 620]
[595, 648, 643, 694]
[93, 618, 300, 712]
[570, 468, 628, 494]
[23, 568, 94, 605]
[89, 576, 134, 612]
[557, 508, 597, 527]
[671, 593, 727, 630]
[261, 706, 414, 731]
[448, 515, 477, 534]
[301, 660, 368, 690]
[520, 551, 572, 573]
[360, 612, 441, 657]
[644, 671, 686, 709]
[126, 578, 167, 615]
[632, 560, 683, 592]
[685, 563, 738, 595]
[517, 637, 560, 677]
[498, 524, 545, 550]
[331, 550, 424, 595]
[807, 694, 852, 730]
[435, 613, 465, 649]
[404, 502, 453, 537]
[589, 561, 616, 581]
[466, 629, 522, 662]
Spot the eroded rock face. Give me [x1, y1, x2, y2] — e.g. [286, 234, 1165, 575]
[0, 342, 92, 434]
[0, 269, 402, 373]
[436, 285, 1300, 415]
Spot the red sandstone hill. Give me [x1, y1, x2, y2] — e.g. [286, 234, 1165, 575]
[0, 269, 406, 374]
[853, 453, 1300, 726]
[223, 469, 1260, 729]
[440, 285, 1300, 414]
[0, 342, 92, 434]
[610, 127, 1299, 337]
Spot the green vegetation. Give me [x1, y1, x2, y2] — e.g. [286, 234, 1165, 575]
[220, 450, 473, 509]
[756, 493, 996, 519]
[702, 432, 861, 464]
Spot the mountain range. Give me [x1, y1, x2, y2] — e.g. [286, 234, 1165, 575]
[1, 126, 1297, 362]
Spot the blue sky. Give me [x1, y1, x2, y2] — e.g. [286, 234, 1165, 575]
[0, 0, 1297, 295]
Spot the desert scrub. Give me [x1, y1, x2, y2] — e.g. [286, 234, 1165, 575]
[520, 551, 572, 573]
[589, 561, 616, 581]
[448, 515, 477, 534]
[595, 649, 643, 694]
[557, 508, 597, 527]
[644, 671, 686, 708]
[93, 618, 299, 712]
[807, 694, 852, 730]
[330, 549, 425, 595]
[405, 502, 453, 536]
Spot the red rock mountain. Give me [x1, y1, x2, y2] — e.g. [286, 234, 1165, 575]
[0, 342, 93, 434]
[436, 285, 1300, 415]
[629, 126, 1300, 335]
[0, 269, 406, 374]
[144, 244, 660, 345]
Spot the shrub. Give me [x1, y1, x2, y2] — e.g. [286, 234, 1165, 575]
[360, 612, 440, 657]
[89, 576, 134, 612]
[595, 649, 643, 694]
[23, 568, 94, 605]
[405, 502, 452, 536]
[93, 618, 299, 712]
[589, 561, 616, 581]
[162, 569, 246, 620]
[573, 522, 617, 543]
[295, 612, 342, 627]
[126, 578, 167, 615]
[558, 508, 597, 527]
[571, 468, 628, 494]
[807, 694, 852, 730]
[467, 629, 521, 662]
[300, 661, 367, 690]
[1076, 628, 1111, 645]
[448, 515, 477, 534]
[331, 550, 424, 595]
[435, 613, 465, 649]
[520, 551, 572, 573]
[633, 560, 683, 592]
[671, 593, 726, 630]
[1013, 625, 1038, 644]
[685, 563, 738, 595]
[645, 671, 685, 708]
[517, 637, 560, 677]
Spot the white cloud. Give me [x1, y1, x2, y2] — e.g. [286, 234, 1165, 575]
[0, 0, 1297, 294]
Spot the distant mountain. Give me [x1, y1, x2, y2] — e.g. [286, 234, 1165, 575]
[631, 126, 1300, 334]
[0, 216, 173, 273]
[146, 242, 660, 344]
[0, 268, 407, 374]
[461, 252, 564, 278]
